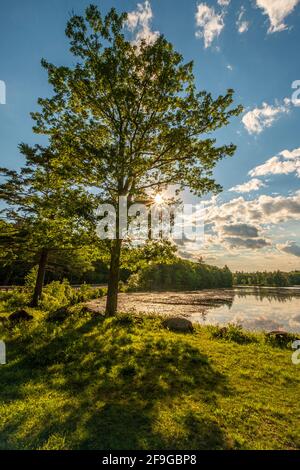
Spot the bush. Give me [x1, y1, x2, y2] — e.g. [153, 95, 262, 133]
[24, 266, 39, 289]
[118, 280, 126, 292]
[39, 280, 73, 312]
[126, 273, 141, 292]
[69, 284, 106, 304]
[46, 306, 70, 323]
[1, 289, 30, 310]
[264, 332, 299, 349]
[38, 280, 106, 311]
[208, 324, 256, 345]
[1, 280, 106, 313]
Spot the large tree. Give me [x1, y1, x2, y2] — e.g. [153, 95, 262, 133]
[31, 5, 242, 315]
[0, 144, 94, 306]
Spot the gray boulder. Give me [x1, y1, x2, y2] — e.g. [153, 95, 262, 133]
[9, 309, 33, 323]
[162, 317, 194, 333]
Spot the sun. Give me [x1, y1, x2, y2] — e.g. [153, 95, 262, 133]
[154, 194, 164, 205]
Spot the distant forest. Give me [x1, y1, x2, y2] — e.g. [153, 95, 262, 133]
[233, 271, 300, 287]
[0, 254, 299, 289]
[127, 260, 233, 291]
[128, 262, 300, 291]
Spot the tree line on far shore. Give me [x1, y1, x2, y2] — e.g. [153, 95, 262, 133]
[1, 251, 299, 291]
[233, 270, 300, 287]
[127, 259, 233, 291]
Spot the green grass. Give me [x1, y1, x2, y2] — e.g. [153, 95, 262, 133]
[0, 307, 299, 450]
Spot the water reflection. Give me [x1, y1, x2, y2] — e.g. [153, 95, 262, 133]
[88, 287, 300, 333]
[193, 287, 300, 333]
[235, 286, 300, 303]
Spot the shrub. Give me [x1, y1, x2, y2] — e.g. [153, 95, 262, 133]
[39, 279, 73, 312]
[208, 324, 256, 345]
[24, 266, 39, 289]
[69, 284, 106, 304]
[118, 280, 127, 292]
[126, 273, 141, 292]
[2, 289, 30, 310]
[1, 280, 106, 313]
[264, 332, 299, 349]
[40, 281, 106, 311]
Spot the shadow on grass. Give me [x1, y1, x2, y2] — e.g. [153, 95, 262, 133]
[0, 314, 232, 450]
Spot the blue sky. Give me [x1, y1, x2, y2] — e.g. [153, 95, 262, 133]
[0, 0, 300, 270]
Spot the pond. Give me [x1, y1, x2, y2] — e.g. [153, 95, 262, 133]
[88, 286, 300, 333]
[191, 286, 300, 333]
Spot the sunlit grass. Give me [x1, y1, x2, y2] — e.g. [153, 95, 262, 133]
[0, 309, 299, 450]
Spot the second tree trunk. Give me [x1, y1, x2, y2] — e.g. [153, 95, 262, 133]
[105, 239, 122, 316]
[30, 248, 48, 307]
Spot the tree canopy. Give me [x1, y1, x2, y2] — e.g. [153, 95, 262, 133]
[1, 4, 242, 314]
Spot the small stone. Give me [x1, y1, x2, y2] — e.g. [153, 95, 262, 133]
[266, 330, 288, 337]
[46, 307, 69, 323]
[83, 301, 105, 316]
[162, 317, 194, 333]
[9, 309, 33, 323]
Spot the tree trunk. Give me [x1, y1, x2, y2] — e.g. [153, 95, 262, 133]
[3, 266, 13, 286]
[105, 239, 122, 316]
[30, 248, 48, 307]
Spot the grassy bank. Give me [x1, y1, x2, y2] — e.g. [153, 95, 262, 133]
[0, 305, 299, 450]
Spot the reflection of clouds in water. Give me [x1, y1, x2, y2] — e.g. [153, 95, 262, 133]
[289, 314, 300, 329]
[94, 288, 300, 333]
[190, 312, 208, 323]
[191, 312, 283, 331]
[232, 314, 282, 331]
[203, 294, 300, 332]
[292, 314, 300, 323]
[186, 301, 299, 332]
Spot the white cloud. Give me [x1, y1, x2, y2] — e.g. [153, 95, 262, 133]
[277, 241, 300, 257]
[229, 178, 266, 193]
[256, 0, 300, 33]
[236, 6, 250, 33]
[218, 0, 231, 5]
[242, 100, 291, 135]
[280, 148, 300, 159]
[196, 190, 300, 257]
[249, 147, 300, 178]
[206, 191, 300, 231]
[237, 21, 249, 34]
[126, 1, 159, 45]
[195, 3, 225, 48]
[226, 64, 233, 70]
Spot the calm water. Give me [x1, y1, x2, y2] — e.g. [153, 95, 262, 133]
[111, 287, 300, 333]
[191, 287, 300, 333]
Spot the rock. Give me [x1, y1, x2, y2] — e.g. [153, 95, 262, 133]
[46, 306, 69, 323]
[266, 330, 288, 337]
[162, 317, 194, 333]
[83, 301, 105, 316]
[9, 309, 33, 323]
